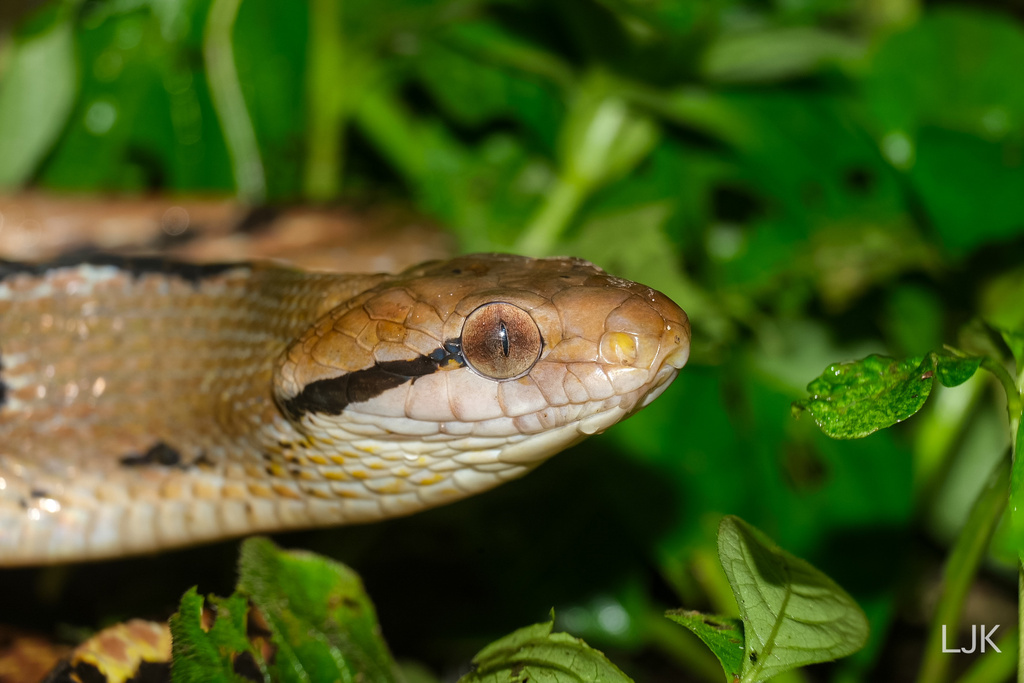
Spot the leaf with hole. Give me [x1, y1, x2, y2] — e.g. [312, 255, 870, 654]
[793, 352, 981, 439]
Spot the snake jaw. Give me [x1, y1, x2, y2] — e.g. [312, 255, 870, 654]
[638, 365, 681, 409]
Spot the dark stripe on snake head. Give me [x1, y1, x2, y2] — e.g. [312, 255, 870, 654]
[0, 348, 6, 408]
[0, 255, 242, 287]
[282, 339, 464, 419]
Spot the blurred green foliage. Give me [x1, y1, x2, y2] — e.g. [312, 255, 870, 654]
[3, 0, 1024, 681]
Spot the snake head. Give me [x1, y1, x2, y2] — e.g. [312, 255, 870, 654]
[273, 254, 689, 513]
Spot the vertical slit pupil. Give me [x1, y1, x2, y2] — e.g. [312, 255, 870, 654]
[498, 320, 510, 357]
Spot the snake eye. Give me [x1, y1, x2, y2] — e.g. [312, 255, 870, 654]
[461, 303, 542, 380]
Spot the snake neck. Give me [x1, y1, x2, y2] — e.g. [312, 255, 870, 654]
[0, 260, 389, 470]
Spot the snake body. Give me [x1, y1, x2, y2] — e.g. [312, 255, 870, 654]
[0, 253, 689, 565]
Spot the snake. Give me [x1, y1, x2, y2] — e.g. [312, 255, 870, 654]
[0, 251, 689, 566]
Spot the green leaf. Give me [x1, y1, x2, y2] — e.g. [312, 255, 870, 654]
[865, 8, 1024, 142]
[863, 9, 1024, 253]
[38, 3, 237, 193]
[664, 610, 744, 681]
[515, 71, 660, 255]
[418, 21, 568, 149]
[702, 26, 863, 84]
[908, 127, 1024, 253]
[237, 537, 398, 683]
[170, 587, 266, 683]
[170, 539, 400, 682]
[0, 2, 77, 188]
[442, 20, 574, 88]
[589, 0, 712, 37]
[459, 614, 634, 683]
[717, 516, 869, 682]
[999, 328, 1024, 375]
[793, 352, 982, 439]
[561, 84, 659, 189]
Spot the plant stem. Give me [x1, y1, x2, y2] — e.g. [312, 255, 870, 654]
[913, 373, 986, 510]
[985, 353, 1024, 683]
[204, 0, 266, 202]
[514, 175, 586, 256]
[915, 458, 1011, 683]
[982, 356, 1022, 426]
[304, 0, 345, 200]
[353, 86, 426, 186]
[979, 352, 1023, 683]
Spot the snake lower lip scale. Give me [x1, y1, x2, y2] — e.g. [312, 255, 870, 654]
[0, 252, 689, 565]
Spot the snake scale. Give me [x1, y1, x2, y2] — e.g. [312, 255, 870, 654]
[0, 249, 689, 566]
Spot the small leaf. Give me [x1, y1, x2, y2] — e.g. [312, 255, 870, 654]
[170, 587, 266, 683]
[702, 26, 863, 84]
[560, 72, 659, 189]
[718, 516, 869, 682]
[460, 614, 634, 683]
[0, 3, 78, 188]
[793, 351, 981, 439]
[664, 610, 744, 681]
[237, 537, 398, 683]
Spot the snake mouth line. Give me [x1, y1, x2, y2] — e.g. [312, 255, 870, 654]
[639, 365, 680, 409]
[665, 344, 690, 370]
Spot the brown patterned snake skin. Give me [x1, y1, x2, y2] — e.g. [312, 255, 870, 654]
[0, 215, 689, 566]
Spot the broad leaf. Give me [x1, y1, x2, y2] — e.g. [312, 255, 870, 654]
[237, 537, 398, 683]
[0, 3, 77, 188]
[865, 9, 1024, 252]
[664, 610, 744, 681]
[459, 615, 634, 683]
[718, 516, 868, 682]
[793, 352, 981, 439]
